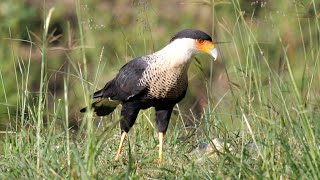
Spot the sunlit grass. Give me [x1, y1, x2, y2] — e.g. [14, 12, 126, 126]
[0, 0, 320, 179]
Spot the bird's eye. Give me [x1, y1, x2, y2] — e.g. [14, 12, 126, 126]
[198, 39, 205, 44]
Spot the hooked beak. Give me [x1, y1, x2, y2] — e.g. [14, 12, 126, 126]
[210, 48, 218, 60]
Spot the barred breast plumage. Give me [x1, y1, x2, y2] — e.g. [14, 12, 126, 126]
[136, 54, 189, 99]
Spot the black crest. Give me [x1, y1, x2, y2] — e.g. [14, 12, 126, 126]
[169, 29, 212, 42]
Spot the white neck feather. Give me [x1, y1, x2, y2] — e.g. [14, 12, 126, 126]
[155, 38, 198, 68]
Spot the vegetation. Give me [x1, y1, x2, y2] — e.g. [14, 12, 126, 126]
[0, 0, 320, 178]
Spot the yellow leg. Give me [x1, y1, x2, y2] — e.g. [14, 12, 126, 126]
[115, 132, 127, 161]
[158, 132, 164, 164]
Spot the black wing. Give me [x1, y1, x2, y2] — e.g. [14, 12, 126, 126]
[94, 57, 149, 102]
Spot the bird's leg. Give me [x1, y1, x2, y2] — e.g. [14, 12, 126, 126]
[158, 132, 165, 164]
[155, 106, 173, 164]
[115, 132, 127, 161]
[115, 103, 140, 161]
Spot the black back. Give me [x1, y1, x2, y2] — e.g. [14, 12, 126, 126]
[169, 29, 212, 42]
[96, 57, 149, 102]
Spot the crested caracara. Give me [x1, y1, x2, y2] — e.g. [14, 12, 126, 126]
[81, 29, 218, 163]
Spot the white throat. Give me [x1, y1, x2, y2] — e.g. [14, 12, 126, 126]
[155, 38, 197, 68]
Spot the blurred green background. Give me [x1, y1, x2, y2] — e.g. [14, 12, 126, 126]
[0, 0, 320, 178]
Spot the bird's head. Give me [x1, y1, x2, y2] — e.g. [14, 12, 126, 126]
[169, 29, 218, 60]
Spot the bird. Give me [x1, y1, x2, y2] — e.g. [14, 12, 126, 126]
[80, 29, 218, 163]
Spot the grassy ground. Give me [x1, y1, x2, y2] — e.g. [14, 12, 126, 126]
[1, 0, 320, 179]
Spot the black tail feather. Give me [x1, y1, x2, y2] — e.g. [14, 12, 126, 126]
[80, 98, 120, 116]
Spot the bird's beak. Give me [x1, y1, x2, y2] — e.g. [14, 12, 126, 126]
[196, 40, 218, 60]
[210, 48, 218, 60]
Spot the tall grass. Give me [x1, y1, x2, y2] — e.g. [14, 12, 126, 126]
[0, 0, 320, 179]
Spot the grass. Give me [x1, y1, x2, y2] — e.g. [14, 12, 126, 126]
[1, 0, 320, 179]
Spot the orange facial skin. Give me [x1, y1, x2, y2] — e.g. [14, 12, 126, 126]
[196, 39, 216, 54]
